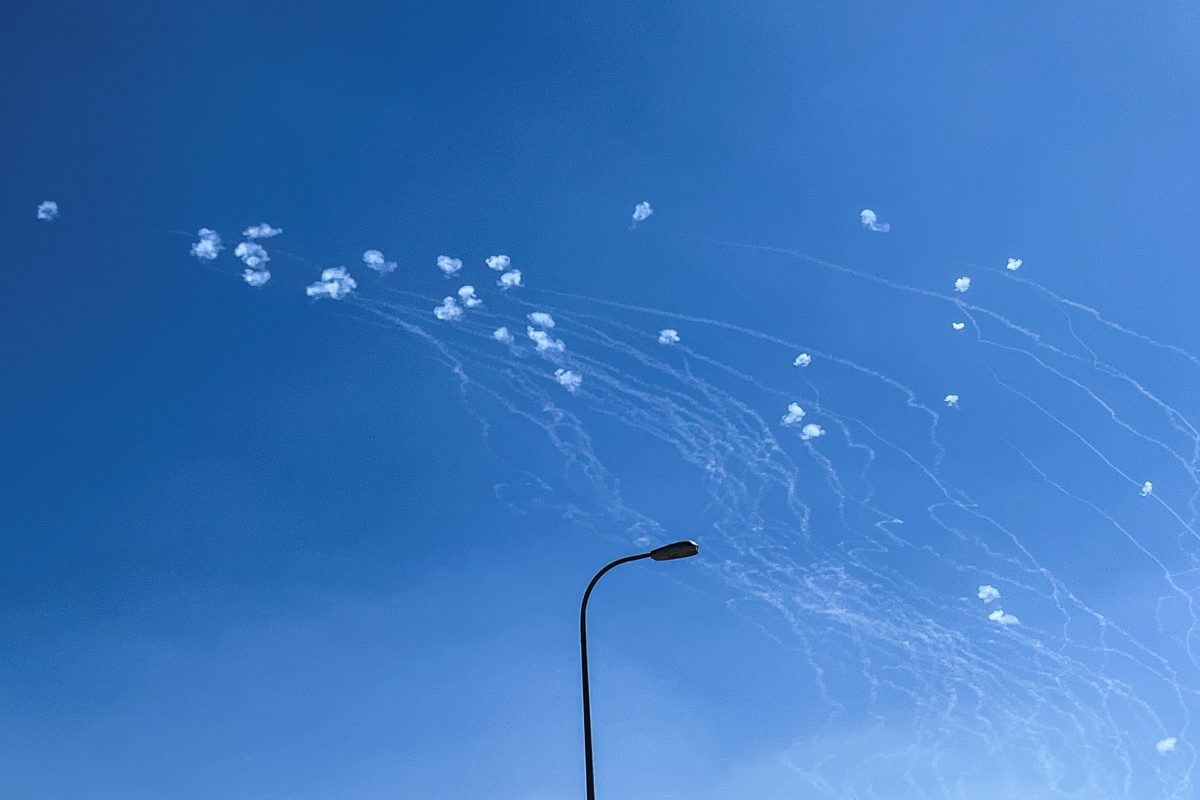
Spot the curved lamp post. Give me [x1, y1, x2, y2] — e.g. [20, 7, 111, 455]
[580, 540, 700, 800]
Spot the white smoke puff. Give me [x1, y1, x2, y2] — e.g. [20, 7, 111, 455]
[498, 270, 523, 290]
[988, 609, 1020, 626]
[191, 228, 223, 260]
[944, 394, 960, 408]
[36, 200, 59, 221]
[437, 255, 463, 277]
[485, 255, 511, 271]
[1157, 738, 1178, 754]
[242, 268, 271, 287]
[800, 423, 825, 440]
[527, 327, 565, 353]
[243, 223, 282, 239]
[658, 329, 680, 345]
[433, 296, 463, 321]
[781, 403, 806, 426]
[362, 249, 397, 274]
[951, 322, 966, 331]
[860, 208, 890, 233]
[1006, 258, 1023, 271]
[554, 368, 582, 393]
[527, 311, 555, 329]
[457, 285, 482, 308]
[977, 585, 1001, 604]
[793, 353, 812, 367]
[631, 201, 653, 225]
[492, 326, 514, 344]
[234, 242, 270, 269]
[305, 267, 357, 300]
[954, 276, 971, 293]
[1140, 481, 1153, 497]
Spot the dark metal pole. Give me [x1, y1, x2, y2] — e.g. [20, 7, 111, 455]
[580, 552, 651, 800]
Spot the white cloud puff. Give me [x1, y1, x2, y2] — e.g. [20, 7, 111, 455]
[988, 609, 1020, 626]
[458, 285, 482, 308]
[1157, 737, 1178, 754]
[437, 255, 463, 277]
[498, 269, 523, 290]
[306, 267, 357, 300]
[977, 585, 1001, 604]
[944, 394, 960, 407]
[242, 268, 271, 287]
[363, 249, 397, 274]
[800, 423, 825, 440]
[528, 327, 565, 353]
[37, 200, 59, 221]
[951, 322, 966, 331]
[528, 311, 556, 329]
[234, 242, 270, 269]
[1140, 481, 1153, 497]
[191, 228, 223, 260]
[243, 223, 282, 239]
[954, 276, 971, 293]
[860, 208, 890, 233]
[432, 297, 462, 321]
[658, 329, 680, 345]
[555, 368, 582, 392]
[631, 201, 653, 225]
[793, 353, 812, 367]
[781, 403, 806, 426]
[1006, 258, 1023, 271]
[485, 255, 510, 271]
[492, 326, 514, 344]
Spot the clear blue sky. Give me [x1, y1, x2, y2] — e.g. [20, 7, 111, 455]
[4, 2, 1200, 798]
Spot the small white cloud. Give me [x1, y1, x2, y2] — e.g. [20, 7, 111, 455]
[554, 368, 583, 393]
[977, 585, 1001, 604]
[1006, 258, 1023, 271]
[234, 242, 270, 269]
[528, 327, 565, 353]
[434, 296, 463, 321]
[363, 249, 397, 274]
[528, 311, 556, 329]
[800, 423, 825, 441]
[1157, 737, 1178, 754]
[242, 268, 271, 287]
[631, 201, 653, 225]
[191, 228, 223, 260]
[36, 200, 59, 221]
[793, 353, 812, 368]
[954, 276, 971, 293]
[951, 322, 966, 331]
[437, 255, 463, 277]
[860, 208, 890, 233]
[1140, 481, 1153, 497]
[781, 403, 806, 426]
[658, 328, 680, 345]
[485, 254, 511, 271]
[242, 223, 282, 239]
[498, 269, 523, 290]
[988, 609, 1020, 626]
[306, 267, 357, 300]
[458, 285, 482, 308]
[492, 326, 514, 344]
[944, 394, 960, 408]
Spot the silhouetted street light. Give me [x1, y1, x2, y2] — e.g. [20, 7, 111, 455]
[579, 540, 700, 800]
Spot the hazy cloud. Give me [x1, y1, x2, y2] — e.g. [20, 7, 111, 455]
[554, 368, 582, 393]
[658, 328, 680, 345]
[977, 585, 1000, 604]
[234, 242, 270, 269]
[191, 228, 223, 260]
[952, 322, 966, 331]
[242, 268, 271, 287]
[492, 326, 514, 344]
[528, 311, 555, 329]
[458, 285, 482, 308]
[1157, 738, 1178, 754]
[528, 327, 565, 353]
[243, 223, 282, 239]
[860, 208, 890, 233]
[305, 267, 357, 300]
[1140, 481, 1153, 497]
[437, 255, 463, 277]
[988, 609, 1020, 626]
[631, 201, 653, 226]
[36, 200, 59, 221]
[1006, 258, 1023, 271]
[944, 394, 960, 408]
[781, 403, 806, 426]
[485, 255, 510, 271]
[434, 296, 463, 321]
[363, 249, 397, 274]
[498, 270, 523, 290]
[954, 276, 971, 293]
[800, 423, 825, 441]
[793, 353, 812, 367]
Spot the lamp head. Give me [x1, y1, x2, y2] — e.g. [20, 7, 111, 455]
[648, 540, 700, 561]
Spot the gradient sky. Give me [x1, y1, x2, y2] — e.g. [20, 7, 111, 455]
[4, 3, 1200, 799]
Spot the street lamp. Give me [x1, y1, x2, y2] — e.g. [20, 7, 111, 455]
[579, 540, 700, 800]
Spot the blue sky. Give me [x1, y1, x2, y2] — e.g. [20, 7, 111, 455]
[4, 2, 1200, 798]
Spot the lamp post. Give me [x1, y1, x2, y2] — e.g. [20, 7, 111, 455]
[580, 540, 700, 800]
